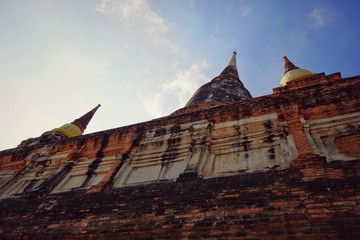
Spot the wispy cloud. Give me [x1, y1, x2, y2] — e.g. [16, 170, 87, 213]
[163, 61, 210, 107]
[240, 6, 252, 16]
[141, 93, 163, 117]
[96, 0, 210, 118]
[141, 61, 210, 117]
[309, 7, 326, 29]
[96, 0, 176, 51]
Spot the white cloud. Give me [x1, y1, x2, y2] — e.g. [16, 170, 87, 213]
[309, 8, 326, 29]
[96, 0, 176, 51]
[240, 6, 252, 16]
[96, 0, 209, 119]
[163, 61, 210, 107]
[140, 61, 210, 117]
[141, 92, 163, 117]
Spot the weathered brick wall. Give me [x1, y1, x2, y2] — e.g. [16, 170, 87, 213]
[1, 74, 360, 239]
[0, 154, 360, 239]
[335, 133, 360, 159]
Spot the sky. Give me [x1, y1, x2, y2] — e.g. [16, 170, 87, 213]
[1, 0, 360, 150]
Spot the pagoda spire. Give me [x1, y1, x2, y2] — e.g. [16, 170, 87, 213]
[183, 52, 252, 108]
[219, 51, 240, 78]
[283, 56, 299, 75]
[71, 104, 101, 133]
[227, 51, 237, 67]
[280, 56, 315, 86]
[51, 104, 101, 138]
[19, 104, 101, 146]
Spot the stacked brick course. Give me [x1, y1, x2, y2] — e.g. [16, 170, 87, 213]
[1, 157, 360, 239]
[335, 133, 360, 159]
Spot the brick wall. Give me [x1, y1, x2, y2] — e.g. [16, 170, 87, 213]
[0, 154, 360, 239]
[1, 74, 360, 239]
[335, 133, 360, 159]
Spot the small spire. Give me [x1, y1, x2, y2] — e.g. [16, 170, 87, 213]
[283, 56, 299, 75]
[220, 51, 239, 76]
[71, 104, 101, 133]
[280, 56, 315, 86]
[227, 51, 237, 67]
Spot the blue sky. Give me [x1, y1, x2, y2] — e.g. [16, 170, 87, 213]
[1, 0, 359, 150]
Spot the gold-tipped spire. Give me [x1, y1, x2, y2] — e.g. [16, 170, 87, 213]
[52, 104, 101, 138]
[71, 104, 101, 132]
[280, 56, 315, 86]
[283, 56, 299, 75]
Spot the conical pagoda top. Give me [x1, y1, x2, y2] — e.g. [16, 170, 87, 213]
[18, 104, 101, 147]
[52, 104, 101, 138]
[280, 56, 315, 86]
[227, 51, 237, 67]
[283, 56, 299, 74]
[184, 51, 252, 108]
[71, 104, 101, 132]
